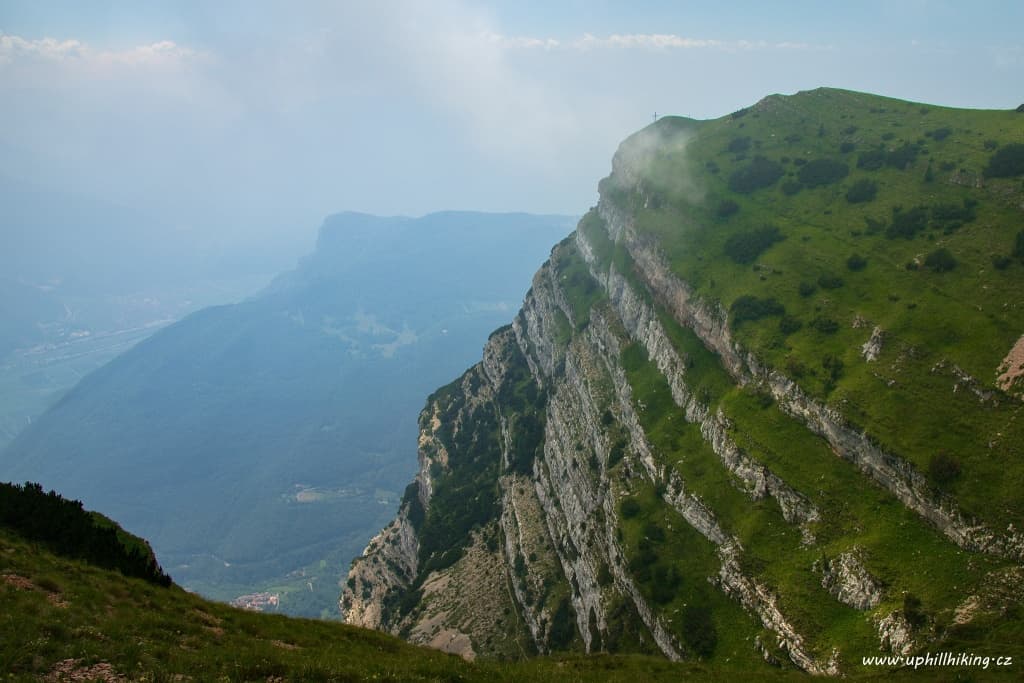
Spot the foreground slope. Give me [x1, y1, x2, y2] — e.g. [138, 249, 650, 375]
[344, 89, 1024, 676]
[1, 211, 573, 616]
[0, 501, 811, 682]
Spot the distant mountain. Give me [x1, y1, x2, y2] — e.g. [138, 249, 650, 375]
[0, 210, 573, 616]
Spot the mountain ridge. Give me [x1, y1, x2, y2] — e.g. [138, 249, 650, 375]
[342, 88, 1024, 675]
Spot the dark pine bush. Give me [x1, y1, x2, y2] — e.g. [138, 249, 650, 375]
[857, 149, 886, 171]
[985, 143, 1024, 177]
[817, 273, 844, 289]
[781, 180, 803, 196]
[797, 159, 850, 188]
[886, 206, 929, 239]
[723, 224, 784, 264]
[845, 178, 878, 203]
[928, 451, 962, 488]
[730, 295, 785, 325]
[716, 199, 740, 218]
[728, 156, 785, 193]
[727, 136, 752, 154]
[924, 248, 957, 272]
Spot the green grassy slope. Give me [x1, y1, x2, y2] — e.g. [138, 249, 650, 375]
[2, 524, 813, 682]
[5, 499, 1003, 681]
[571, 88, 1024, 669]
[617, 88, 1024, 537]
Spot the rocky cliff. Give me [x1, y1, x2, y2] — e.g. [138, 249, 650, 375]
[341, 89, 1024, 674]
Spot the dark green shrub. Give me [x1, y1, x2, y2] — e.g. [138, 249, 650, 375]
[548, 597, 577, 649]
[812, 318, 840, 334]
[984, 139, 999, 151]
[723, 224, 784, 264]
[840, 141, 856, 154]
[797, 159, 850, 187]
[404, 482, 426, 530]
[1015, 230, 1024, 259]
[509, 411, 545, 474]
[716, 199, 739, 218]
[924, 247, 957, 272]
[984, 142, 1024, 177]
[842, 125, 859, 135]
[798, 281, 817, 297]
[643, 521, 665, 542]
[992, 254, 1011, 270]
[817, 273, 844, 289]
[727, 136, 751, 154]
[779, 315, 803, 335]
[931, 199, 977, 233]
[793, 157, 807, 166]
[846, 254, 868, 271]
[620, 497, 641, 519]
[928, 451, 961, 488]
[786, 356, 807, 378]
[730, 295, 785, 325]
[728, 156, 785, 193]
[682, 605, 718, 657]
[649, 565, 681, 604]
[886, 143, 919, 169]
[886, 206, 929, 239]
[633, 539, 659, 579]
[514, 553, 527, 578]
[781, 180, 802, 196]
[926, 127, 951, 141]
[904, 593, 927, 629]
[845, 178, 878, 203]
[857, 149, 886, 171]
[822, 354, 844, 390]
[608, 439, 627, 468]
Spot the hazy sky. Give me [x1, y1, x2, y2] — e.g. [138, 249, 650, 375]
[2, 1, 1021, 241]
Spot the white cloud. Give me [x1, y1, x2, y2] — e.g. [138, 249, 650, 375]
[0, 33, 199, 69]
[481, 31, 831, 53]
[0, 34, 86, 63]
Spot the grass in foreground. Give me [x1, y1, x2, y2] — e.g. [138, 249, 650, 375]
[6, 526, 1009, 681]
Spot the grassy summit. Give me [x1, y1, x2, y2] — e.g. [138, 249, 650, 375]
[610, 88, 1024, 533]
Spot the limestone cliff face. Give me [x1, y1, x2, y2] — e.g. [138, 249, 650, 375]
[342, 93, 1024, 674]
